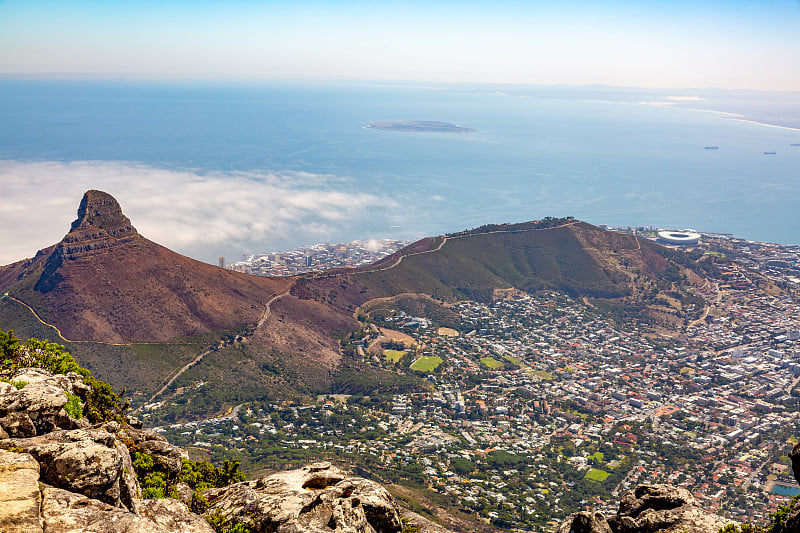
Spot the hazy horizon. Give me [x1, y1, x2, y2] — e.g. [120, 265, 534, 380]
[2, 0, 799, 91]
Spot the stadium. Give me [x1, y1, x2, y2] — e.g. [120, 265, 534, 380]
[657, 230, 701, 245]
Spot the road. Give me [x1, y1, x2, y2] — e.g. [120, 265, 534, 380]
[353, 220, 580, 276]
[147, 288, 292, 405]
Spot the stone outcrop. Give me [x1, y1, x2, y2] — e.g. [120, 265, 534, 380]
[0, 427, 141, 511]
[0, 450, 43, 533]
[558, 484, 735, 533]
[0, 368, 212, 532]
[0, 381, 67, 437]
[557, 511, 614, 533]
[0, 368, 423, 533]
[203, 461, 404, 533]
[118, 425, 184, 478]
[60, 189, 140, 259]
[0, 368, 92, 440]
[41, 486, 213, 533]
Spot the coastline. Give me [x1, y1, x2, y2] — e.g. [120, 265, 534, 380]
[725, 117, 800, 132]
[636, 101, 800, 132]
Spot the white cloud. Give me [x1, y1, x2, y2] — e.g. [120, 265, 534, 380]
[0, 159, 397, 265]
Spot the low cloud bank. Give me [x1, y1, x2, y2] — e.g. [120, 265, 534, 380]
[0, 160, 397, 265]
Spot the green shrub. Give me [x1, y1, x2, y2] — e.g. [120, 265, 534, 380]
[206, 509, 253, 533]
[718, 524, 766, 533]
[179, 458, 246, 491]
[64, 392, 83, 419]
[768, 495, 800, 532]
[402, 518, 421, 533]
[0, 330, 128, 424]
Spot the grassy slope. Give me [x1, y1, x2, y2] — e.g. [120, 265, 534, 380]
[343, 223, 642, 306]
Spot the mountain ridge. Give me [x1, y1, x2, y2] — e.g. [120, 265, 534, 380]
[0, 191, 716, 414]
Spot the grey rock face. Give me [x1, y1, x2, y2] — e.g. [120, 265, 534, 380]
[0, 382, 68, 437]
[557, 511, 614, 533]
[11, 369, 91, 397]
[0, 428, 141, 510]
[203, 462, 403, 533]
[0, 449, 43, 533]
[41, 486, 213, 533]
[556, 484, 736, 533]
[0, 369, 92, 440]
[789, 441, 800, 486]
[611, 484, 734, 533]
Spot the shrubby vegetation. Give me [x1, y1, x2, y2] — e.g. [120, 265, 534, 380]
[0, 329, 252, 531]
[0, 329, 128, 422]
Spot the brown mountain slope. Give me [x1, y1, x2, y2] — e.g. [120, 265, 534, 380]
[0, 190, 292, 343]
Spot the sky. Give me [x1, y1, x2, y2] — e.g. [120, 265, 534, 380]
[1, 0, 800, 91]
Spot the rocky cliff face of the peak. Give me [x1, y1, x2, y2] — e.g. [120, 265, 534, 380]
[0, 368, 430, 533]
[34, 190, 141, 293]
[70, 190, 138, 238]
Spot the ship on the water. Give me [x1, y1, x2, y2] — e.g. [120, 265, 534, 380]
[704, 146, 719, 150]
[764, 151, 777, 155]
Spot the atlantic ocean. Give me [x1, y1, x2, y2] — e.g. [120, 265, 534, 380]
[1, 79, 798, 264]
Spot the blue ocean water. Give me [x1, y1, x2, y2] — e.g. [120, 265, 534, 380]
[1, 80, 798, 259]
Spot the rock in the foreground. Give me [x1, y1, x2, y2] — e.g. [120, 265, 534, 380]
[203, 462, 404, 533]
[0, 450, 42, 533]
[41, 486, 214, 533]
[558, 484, 735, 533]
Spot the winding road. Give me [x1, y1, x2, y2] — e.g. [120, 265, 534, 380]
[146, 288, 293, 404]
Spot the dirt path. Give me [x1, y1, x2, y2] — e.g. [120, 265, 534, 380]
[355, 220, 580, 276]
[147, 288, 293, 404]
[256, 289, 292, 329]
[2, 293, 197, 347]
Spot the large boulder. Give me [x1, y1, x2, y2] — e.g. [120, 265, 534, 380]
[0, 381, 69, 437]
[203, 462, 404, 533]
[41, 486, 214, 533]
[608, 485, 735, 533]
[0, 428, 141, 511]
[556, 485, 736, 533]
[557, 511, 614, 533]
[0, 449, 43, 533]
[0, 368, 92, 439]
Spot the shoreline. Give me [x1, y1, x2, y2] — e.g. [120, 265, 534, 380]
[636, 101, 800, 132]
[725, 117, 800, 132]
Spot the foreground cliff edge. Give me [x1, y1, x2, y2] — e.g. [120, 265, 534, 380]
[0, 332, 433, 533]
[3, 331, 800, 532]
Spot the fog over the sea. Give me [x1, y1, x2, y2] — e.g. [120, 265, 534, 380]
[0, 159, 397, 266]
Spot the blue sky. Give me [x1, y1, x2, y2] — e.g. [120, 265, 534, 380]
[1, 0, 799, 90]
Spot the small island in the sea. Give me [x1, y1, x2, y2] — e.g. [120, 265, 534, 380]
[366, 120, 476, 133]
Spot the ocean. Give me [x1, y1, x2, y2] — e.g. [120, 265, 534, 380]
[1, 79, 798, 264]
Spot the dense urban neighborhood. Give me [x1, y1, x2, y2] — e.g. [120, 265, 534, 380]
[153, 229, 800, 531]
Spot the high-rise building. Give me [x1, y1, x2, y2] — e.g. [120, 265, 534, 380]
[219, 256, 225, 269]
